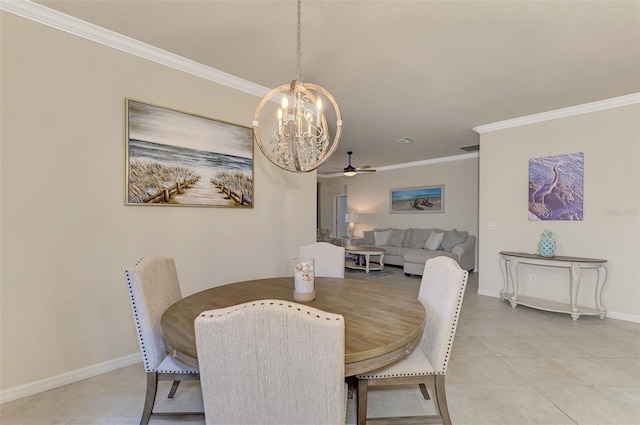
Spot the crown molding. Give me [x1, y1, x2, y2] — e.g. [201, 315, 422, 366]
[0, 0, 269, 98]
[473, 93, 640, 134]
[317, 152, 479, 178]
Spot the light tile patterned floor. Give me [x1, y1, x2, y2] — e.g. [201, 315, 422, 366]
[1, 270, 638, 424]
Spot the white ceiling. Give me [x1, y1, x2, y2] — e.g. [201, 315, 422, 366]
[33, 0, 640, 174]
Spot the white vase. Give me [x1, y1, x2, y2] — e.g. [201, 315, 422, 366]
[293, 257, 315, 301]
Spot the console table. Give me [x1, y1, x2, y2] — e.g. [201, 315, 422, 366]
[499, 251, 607, 320]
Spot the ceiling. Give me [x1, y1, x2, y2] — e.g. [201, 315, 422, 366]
[34, 0, 640, 175]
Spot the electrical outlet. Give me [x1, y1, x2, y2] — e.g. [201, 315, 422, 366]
[487, 222, 497, 230]
[530, 273, 537, 282]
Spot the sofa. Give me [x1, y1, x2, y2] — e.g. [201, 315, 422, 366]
[358, 228, 476, 275]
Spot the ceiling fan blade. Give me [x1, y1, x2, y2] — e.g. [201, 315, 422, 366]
[355, 165, 372, 170]
[358, 169, 377, 173]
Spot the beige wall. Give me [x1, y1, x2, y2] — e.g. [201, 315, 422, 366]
[0, 13, 316, 392]
[320, 157, 479, 241]
[478, 103, 639, 320]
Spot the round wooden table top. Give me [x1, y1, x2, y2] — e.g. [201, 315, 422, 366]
[345, 245, 386, 254]
[161, 277, 425, 376]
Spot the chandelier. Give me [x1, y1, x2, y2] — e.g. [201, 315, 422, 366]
[253, 0, 342, 173]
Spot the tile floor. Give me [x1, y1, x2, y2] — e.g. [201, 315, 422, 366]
[1, 270, 639, 424]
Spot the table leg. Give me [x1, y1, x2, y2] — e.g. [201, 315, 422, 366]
[569, 263, 581, 320]
[507, 259, 519, 308]
[379, 253, 384, 271]
[364, 253, 370, 273]
[499, 257, 509, 298]
[596, 266, 607, 319]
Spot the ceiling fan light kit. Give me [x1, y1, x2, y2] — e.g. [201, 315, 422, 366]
[337, 151, 376, 177]
[253, 0, 342, 173]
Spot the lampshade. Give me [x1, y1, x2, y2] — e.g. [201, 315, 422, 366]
[252, 0, 342, 173]
[345, 213, 359, 223]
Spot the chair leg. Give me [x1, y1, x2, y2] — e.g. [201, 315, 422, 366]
[168, 380, 180, 398]
[141, 372, 158, 425]
[419, 383, 431, 400]
[434, 375, 452, 425]
[357, 379, 368, 425]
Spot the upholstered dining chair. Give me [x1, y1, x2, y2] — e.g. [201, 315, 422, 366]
[195, 299, 346, 425]
[356, 256, 468, 425]
[299, 241, 346, 278]
[124, 256, 202, 425]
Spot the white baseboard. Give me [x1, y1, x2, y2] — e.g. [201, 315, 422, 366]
[0, 353, 141, 404]
[477, 289, 501, 298]
[475, 289, 640, 323]
[606, 311, 640, 323]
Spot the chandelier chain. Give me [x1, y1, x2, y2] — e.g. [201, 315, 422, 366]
[296, 0, 302, 80]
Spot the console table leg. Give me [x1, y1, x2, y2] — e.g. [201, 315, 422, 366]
[500, 257, 509, 298]
[596, 266, 607, 319]
[507, 260, 519, 308]
[569, 263, 582, 320]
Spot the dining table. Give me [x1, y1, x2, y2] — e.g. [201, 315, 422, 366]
[161, 276, 426, 376]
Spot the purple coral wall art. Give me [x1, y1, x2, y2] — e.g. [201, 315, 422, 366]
[529, 152, 584, 221]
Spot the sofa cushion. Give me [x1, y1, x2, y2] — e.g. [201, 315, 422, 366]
[374, 230, 392, 245]
[363, 230, 375, 245]
[407, 228, 430, 249]
[424, 231, 445, 250]
[386, 229, 406, 247]
[440, 228, 467, 251]
[402, 228, 413, 247]
[404, 249, 457, 264]
[383, 246, 413, 257]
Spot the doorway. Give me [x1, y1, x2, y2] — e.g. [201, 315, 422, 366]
[334, 195, 348, 237]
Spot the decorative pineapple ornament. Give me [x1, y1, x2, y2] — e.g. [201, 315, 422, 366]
[538, 229, 556, 257]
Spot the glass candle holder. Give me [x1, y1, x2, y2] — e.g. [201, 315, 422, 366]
[293, 257, 316, 302]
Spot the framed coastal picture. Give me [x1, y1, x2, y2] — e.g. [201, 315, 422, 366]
[390, 185, 444, 214]
[528, 152, 583, 220]
[126, 99, 254, 207]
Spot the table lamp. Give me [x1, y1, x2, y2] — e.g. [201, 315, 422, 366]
[345, 213, 359, 238]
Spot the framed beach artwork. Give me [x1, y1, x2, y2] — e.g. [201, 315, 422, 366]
[126, 99, 254, 207]
[390, 185, 444, 214]
[528, 152, 583, 220]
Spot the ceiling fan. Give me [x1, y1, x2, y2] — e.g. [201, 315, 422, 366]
[334, 151, 376, 176]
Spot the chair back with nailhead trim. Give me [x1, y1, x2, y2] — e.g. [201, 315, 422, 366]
[125, 256, 182, 373]
[417, 257, 468, 374]
[195, 299, 346, 425]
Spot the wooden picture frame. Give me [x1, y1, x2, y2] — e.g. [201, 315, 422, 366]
[126, 98, 254, 207]
[390, 185, 444, 214]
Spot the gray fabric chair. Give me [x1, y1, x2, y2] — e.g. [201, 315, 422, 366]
[356, 256, 469, 425]
[125, 256, 203, 425]
[195, 299, 346, 425]
[299, 241, 346, 278]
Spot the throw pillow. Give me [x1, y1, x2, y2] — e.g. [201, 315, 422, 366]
[362, 230, 375, 245]
[424, 232, 445, 250]
[440, 228, 467, 251]
[374, 230, 392, 246]
[407, 228, 430, 249]
[386, 229, 406, 247]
